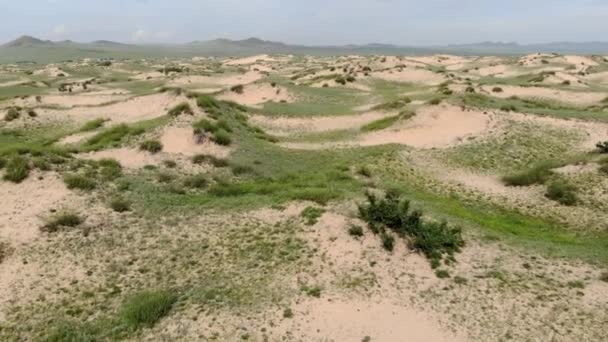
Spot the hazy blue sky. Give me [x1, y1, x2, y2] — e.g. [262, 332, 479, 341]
[0, 0, 606, 45]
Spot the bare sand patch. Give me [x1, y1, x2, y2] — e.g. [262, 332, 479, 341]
[0, 79, 29, 87]
[224, 54, 277, 66]
[46, 92, 184, 123]
[482, 85, 605, 105]
[0, 172, 77, 245]
[359, 105, 491, 148]
[371, 68, 446, 85]
[218, 83, 294, 107]
[250, 111, 394, 135]
[130, 71, 165, 80]
[39, 93, 130, 107]
[168, 71, 263, 88]
[160, 127, 231, 158]
[563, 55, 598, 67]
[58, 131, 99, 145]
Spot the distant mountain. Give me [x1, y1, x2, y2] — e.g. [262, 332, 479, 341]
[1, 35, 608, 64]
[2, 35, 51, 48]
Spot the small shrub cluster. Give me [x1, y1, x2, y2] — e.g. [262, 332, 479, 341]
[502, 161, 556, 186]
[2, 155, 30, 183]
[42, 212, 83, 233]
[119, 291, 177, 329]
[596, 141, 608, 153]
[492, 87, 503, 93]
[358, 190, 464, 268]
[183, 174, 208, 189]
[191, 154, 229, 167]
[64, 174, 97, 190]
[545, 180, 577, 206]
[109, 197, 131, 212]
[4, 107, 21, 121]
[139, 140, 163, 154]
[167, 102, 193, 116]
[80, 118, 107, 132]
[300, 206, 325, 225]
[193, 119, 232, 146]
[230, 84, 244, 94]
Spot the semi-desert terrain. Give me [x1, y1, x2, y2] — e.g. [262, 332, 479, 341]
[1, 52, 608, 341]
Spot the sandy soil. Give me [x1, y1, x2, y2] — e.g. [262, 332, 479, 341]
[224, 54, 277, 66]
[81, 148, 161, 168]
[58, 131, 99, 145]
[218, 83, 295, 107]
[371, 68, 446, 85]
[45, 92, 184, 123]
[482, 85, 606, 105]
[160, 127, 231, 158]
[168, 71, 263, 88]
[250, 111, 395, 136]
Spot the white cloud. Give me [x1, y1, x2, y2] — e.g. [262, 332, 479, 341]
[52, 24, 68, 36]
[133, 29, 146, 41]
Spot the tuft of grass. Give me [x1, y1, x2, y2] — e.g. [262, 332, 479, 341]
[119, 291, 177, 330]
[191, 154, 229, 167]
[348, 224, 364, 237]
[4, 107, 20, 121]
[2, 155, 30, 183]
[183, 174, 208, 189]
[301, 206, 325, 225]
[139, 140, 163, 154]
[596, 141, 608, 154]
[360, 111, 415, 132]
[600, 272, 608, 282]
[42, 212, 83, 233]
[502, 161, 557, 186]
[167, 102, 193, 116]
[109, 197, 131, 212]
[301, 285, 322, 298]
[283, 308, 294, 318]
[0, 241, 12, 264]
[83, 124, 145, 151]
[428, 98, 442, 105]
[212, 130, 232, 146]
[79, 118, 107, 132]
[230, 84, 244, 94]
[64, 174, 97, 190]
[492, 87, 503, 93]
[545, 180, 577, 206]
[435, 270, 451, 278]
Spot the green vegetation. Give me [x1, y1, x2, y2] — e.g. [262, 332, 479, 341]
[119, 291, 177, 329]
[139, 140, 163, 154]
[109, 197, 131, 212]
[42, 211, 83, 233]
[79, 118, 107, 132]
[300, 206, 325, 225]
[167, 102, 193, 116]
[597, 141, 608, 153]
[502, 161, 556, 186]
[360, 111, 415, 132]
[63, 174, 97, 190]
[545, 180, 578, 206]
[2, 155, 29, 183]
[4, 107, 20, 121]
[358, 190, 464, 267]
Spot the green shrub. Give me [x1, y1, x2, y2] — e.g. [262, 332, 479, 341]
[348, 225, 364, 237]
[596, 141, 608, 153]
[110, 197, 131, 212]
[546, 180, 577, 206]
[4, 107, 20, 121]
[231, 164, 254, 176]
[0, 157, 6, 169]
[230, 84, 244, 94]
[502, 162, 556, 186]
[600, 272, 608, 282]
[212, 130, 232, 146]
[357, 165, 372, 177]
[358, 190, 464, 266]
[492, 87, 503, 93]
[139, 140, 163, 154]
[500, 104, 517, 112]
[428, 98, 442, 105]
[301, 285, 322, 298]
[381, 232, 395, 251]
[301, 206, 325, 225]
[2, 155, 29, 183]
[80, 118, 107, 132]
[119, 291, 177, 329]
[32, 157, 51, 171]
[27, 109, 37, 117]
[183, 174, 208, 189]
[42, 212, 83, 233]
[64, 174, 96, 190]
[167, 102, 193, 116]
[435, 270, 451, 278]
[192, 154, 228, 167]
[0, 241, 12, 264]
[196, 95, 220, 111]
[283, 308, 294, 318]
[162, 160, 177, 168]
[84, 124, 144, 151]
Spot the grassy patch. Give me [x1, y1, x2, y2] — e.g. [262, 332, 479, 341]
[167, 102, 193, 116]
[119, 290, 177, 329]
[545, 180, 578, 206]
[2, 155, 30, 183]
[360, 111, 415, 132]
[42, 211, 83, 233]
[64, 174, 97, 190]
[139, 140, 163, 154]
[300, 206, 325, 225]
[79, 118, 107, 132]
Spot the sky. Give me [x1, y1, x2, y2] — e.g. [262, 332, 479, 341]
[0, 0, 607, 45]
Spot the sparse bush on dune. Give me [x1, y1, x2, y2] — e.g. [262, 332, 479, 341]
[191, 154, 229, 167]
[139, 140, 163, 154]
[109, 197, 131, 212]
[64, 174, 97, 190]
[596, 141, 608, 153]
[119, 291, 177, 329]
[500, 104, 517, 112]
[358, 190, 464, 267]
[502, 161, 557, 186]
[492, 87, 503, 93]
[4, 107, 20, 122]
[167, 102, 193, 116]
[545, 180, 578, 206]
[230, 84, 244, 94]
[211, 130, 232, 146]
[2, 155, 30, 183]
[80, 118, 107, 132]
[183, 174, 208, 189]
[42, 211, 83, 233]
[429, 98, 442, 105]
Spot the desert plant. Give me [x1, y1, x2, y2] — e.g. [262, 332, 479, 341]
[358, 190, 464, 266]
[2, 155, 29, 183]
[162, 160, 177, 168]
[545, 180, 577, 206]
[119, 291, 177, 329]
[301, 206, 325, 225]
[109, 197, 131, 212]
[63, 174, 96, 190]
[26, 109, 37, 117]
[80, 118, 107, 132]
[428, 98, 442, 105]
[492, 87, 503, 93]
[42, 212, 83, 233]
[230, 84, 244, 94]
[500, 104, 517, 112]
[167, 102, 193, 116]
[348, 225, 364, 237]
[212, 130, 231, 146]
[191, 154, 228, 167]
[183, 174, 208, 189]
[139, 140, 163, 154]
[596, 141, 608, 153]
[4, 107, 20, 121]
[502, 162, 555, 186]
